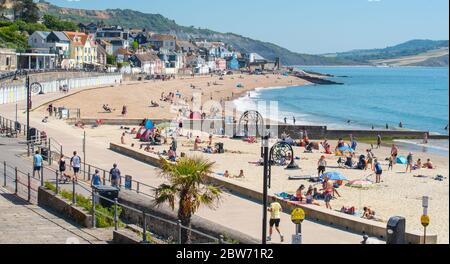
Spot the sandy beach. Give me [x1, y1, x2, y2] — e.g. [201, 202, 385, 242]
[29, 73, 449, 243]
[36, 74, 309, 120]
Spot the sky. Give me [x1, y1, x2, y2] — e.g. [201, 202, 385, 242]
[46, 0, 449, 54]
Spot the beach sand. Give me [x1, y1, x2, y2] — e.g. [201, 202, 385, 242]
[37, 74, 309, 119]
[95, 126, 448, 243]
[30, 73, 449, 243]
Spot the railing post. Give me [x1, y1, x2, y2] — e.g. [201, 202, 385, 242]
[88, 165, 91, 181]
[219, 235, 224, 244]
[136, 182, 140, 194]
[92, 189, 96, 228]
[177, 220, 182, 244]
[114, 198, 119, 231]
[55, 171, 59, 195]
[102, 170, 106, 185]
[27, 173, 31, 202]
[3, 161, 6, 187]
[27, 143, 30, 157]
[142, 211, 147, 243]
[72, 179, 76, 205]
[14, 167, 18, 194]
[48, 138, 52, 166]
[40, 166, 44, 186]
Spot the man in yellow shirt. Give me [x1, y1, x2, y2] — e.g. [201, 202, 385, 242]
[267, 201, 284, 242]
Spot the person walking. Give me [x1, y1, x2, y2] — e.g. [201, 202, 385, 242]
[70, 151, 81, 182]
[32, 150, 43, 179]
[91, 169, 102, 187]
[171, 137, 177, 152]
[317, 155, 327, 177]
[374, 159, 383, 184]
[267, 201, 284, 242]
[376, 134, 382, 149]
[58, 154, 68, 183]
[109, 163, 121, 188]
[406, 152, 414, 173]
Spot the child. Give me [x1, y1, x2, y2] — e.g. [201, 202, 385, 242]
[388, 156, 393, 171]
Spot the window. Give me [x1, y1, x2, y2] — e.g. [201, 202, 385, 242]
[6, 57, 10, 66]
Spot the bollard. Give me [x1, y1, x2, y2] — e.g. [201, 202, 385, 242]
[219, 235, 224, 244]
[55, 171, 59, 195]
[3, 161, 6, 187]
[142, 212, 147, 243]
[114, 198, 119, 231]
[72, 179, 76, 205]
[177, 220, 182, 244]
[14, 167, 18, 194]
[27, 173, 31, 202]
[92, 190, 96, 228]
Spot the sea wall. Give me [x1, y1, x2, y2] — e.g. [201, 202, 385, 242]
[70, 118, 446, 140]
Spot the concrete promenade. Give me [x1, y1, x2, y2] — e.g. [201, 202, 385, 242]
[0, 83, 363, 244]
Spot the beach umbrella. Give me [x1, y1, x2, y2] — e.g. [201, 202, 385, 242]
[396, 156, 407, 165]
[338, 146, 354, 153]
[145, 119, 154, 129]
[320, 171, 348, 181]
[347, 180, 373, 188]
[189, 111, 202, 120]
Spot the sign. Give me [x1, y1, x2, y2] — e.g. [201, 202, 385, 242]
[291, 208, 305, 224]
[421, 215, 430, 227]
[125, 175, 132, 190]
[422, 196, 429, 208]
[291, 234, 302, 244]
[422, 196, 429, 216]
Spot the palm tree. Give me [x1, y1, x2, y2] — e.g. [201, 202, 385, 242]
[154, 156, 222, 244]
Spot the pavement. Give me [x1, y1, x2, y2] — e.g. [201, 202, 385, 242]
[0, 82, 365, 244]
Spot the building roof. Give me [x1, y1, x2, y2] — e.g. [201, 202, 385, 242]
[176, 40, 197, 50]
[115, 48, 133, 56]
[49, 31, 70, 42]
[33, 31, 50, 39]
[63, 31, 89, 46]
[150, 34, 176, 41]
[134, 52, 161, 62]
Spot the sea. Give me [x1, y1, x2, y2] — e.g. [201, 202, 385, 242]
[234, 66, 449, 156]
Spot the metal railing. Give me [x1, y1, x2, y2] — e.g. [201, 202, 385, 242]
[1, 114, 231, 244]
[39, 164, 227, 244]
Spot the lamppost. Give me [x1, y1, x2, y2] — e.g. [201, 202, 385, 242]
[261, 133, 270, 244]
[26, 73, 30, 141]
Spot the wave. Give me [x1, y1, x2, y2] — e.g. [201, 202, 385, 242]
[394, 139, 449, 152]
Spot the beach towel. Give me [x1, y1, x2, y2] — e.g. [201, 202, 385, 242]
[274, 192, 291, 199]
[396, 156, 407, 164]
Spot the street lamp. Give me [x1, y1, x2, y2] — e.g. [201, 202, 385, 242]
[261, 133, 270, 244]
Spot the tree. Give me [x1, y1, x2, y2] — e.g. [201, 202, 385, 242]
[106, 55, 116, 65]
[132, 41, 138, 51]
[13, 0, 40, 23]
[154, 157, 222, 244]
[43, 14, 78, 31]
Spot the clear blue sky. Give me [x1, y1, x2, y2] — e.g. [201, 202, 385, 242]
[47, 0, 449, 54]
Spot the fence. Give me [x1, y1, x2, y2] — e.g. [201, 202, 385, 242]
[0, 158, 226, 244]
[0, 74, 122, 105]
[0, 114, 228, 244]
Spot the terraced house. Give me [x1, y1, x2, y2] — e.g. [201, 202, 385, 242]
[64, 32, 98, 68]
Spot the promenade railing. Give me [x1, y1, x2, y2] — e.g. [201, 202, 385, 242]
[0, 158, 227, 244]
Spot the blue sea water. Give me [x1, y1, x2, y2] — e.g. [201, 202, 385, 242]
[237, 66, 449, 135]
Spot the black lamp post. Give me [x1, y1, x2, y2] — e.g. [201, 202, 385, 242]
[261, 133, 270, 244]
[26, 73, 30, 141]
